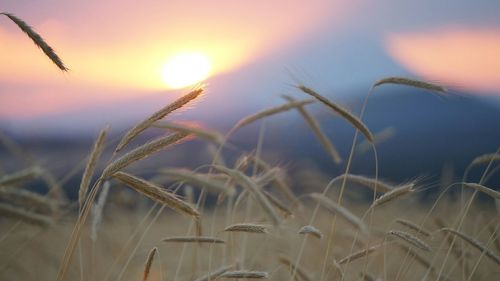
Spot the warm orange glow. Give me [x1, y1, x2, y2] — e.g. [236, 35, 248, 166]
[386, 28, 500, 93]
[160, 52, 211, 89]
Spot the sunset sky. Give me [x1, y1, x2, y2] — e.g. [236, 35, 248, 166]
[1, 0, 499, 135]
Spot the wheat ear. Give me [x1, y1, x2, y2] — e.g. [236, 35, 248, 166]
[142, 247, 158, 281]
[309, 193, 368, 233]
[103, 132, 190, 178]
[440, 228, 500, 265]
[219, 271, 268, 279]
[372, 77, 446, 93]
[79, 127, 108, 209]
[298, 85, 374, 142]
[162, 236, 225, 243]
[233, 99, 314, 130]
[0, 202, 53, 226]
[159, 168, 235, 197]
[0, 188, 63, 213]
[395, 219, 431, 237]
[338, 243, 384, 264]
[298, 225, 323, 239]
[463, 183, 500, 200]
[213, 166, 281, 225]
[194, 264, 235, 281]
[370, 184, 414, 208]
[1, 13, 68, 71]
[388, 230, 431, 251]
[115, 88, 203, 152]
[0, 166, 42, 187]
[278, 254, 314, 281]
[283, 94, 342, 164]
[113, 172, 199, 218]
[337, 174, 395, 193]
[224, 223, 268, 233]
[154, 121, 224, 145]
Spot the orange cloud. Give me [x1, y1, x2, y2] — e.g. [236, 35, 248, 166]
[386, 27, 500, 94]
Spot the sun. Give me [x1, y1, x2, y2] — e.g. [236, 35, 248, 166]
[160, 52, 212, 89]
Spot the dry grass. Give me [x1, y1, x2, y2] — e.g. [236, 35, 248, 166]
[1, 28, 498, 280]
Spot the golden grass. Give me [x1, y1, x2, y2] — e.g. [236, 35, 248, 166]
[1, 38, 498, 280]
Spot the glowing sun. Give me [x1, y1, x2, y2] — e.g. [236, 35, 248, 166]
[161, 52, 212, 89]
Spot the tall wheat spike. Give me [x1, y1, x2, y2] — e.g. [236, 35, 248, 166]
[0, 202, 53, 226]
[463, 182, 500, 200]
[388, 230, 431, 251]
[213, 166, 281, 225]
[194, 264, 235, 281]
[298, 85, 374, 142]
[113, 172, 199, 218]
[283, 95, 342, 164]
[278, 254, 314, 281]
[372, 77, 446, 93]
[79, 127, 108, 209]
[0, 167, 42, 187]
[441, 228, 500, 265]
[103, 132, 190, 178]
[309, 193, 368, 233]
[1, 13, 68, 71]
[233, 99, 315, 130]
[142, 247, 158, 281]
[115, 88, 203, 152]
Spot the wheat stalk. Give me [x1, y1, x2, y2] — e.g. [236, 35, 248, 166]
[298, 225, 323, 239]
[395, 219, 431, 237]
[372, 77, 446, 93]
[162, 236, 225, 243]
[103, 132, 190, 178]
[440, 228, 500, 265]
[233, 99, 315, 130]
[79, 127, 108, 209]
[113, 172, 199, 218]
[388, 230, 431, 251]
[142, 247, 158, 281]
[283, 95, 342, 164]
[308, 193, 368, 233]
[298, 85, 374, 142]
[224, 223, 268, 233]
[115, 88, 203, 152]
[1, 13, 68, 71]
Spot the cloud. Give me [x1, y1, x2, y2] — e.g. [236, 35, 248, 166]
[386, 27, 500, 94]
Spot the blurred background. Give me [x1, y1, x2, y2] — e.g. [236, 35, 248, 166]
[1, 0, 499, 197]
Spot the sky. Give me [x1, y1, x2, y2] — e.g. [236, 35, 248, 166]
[1, 0, 500, 136]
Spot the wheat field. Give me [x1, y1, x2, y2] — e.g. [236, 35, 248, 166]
[0, 13, 499, 281]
